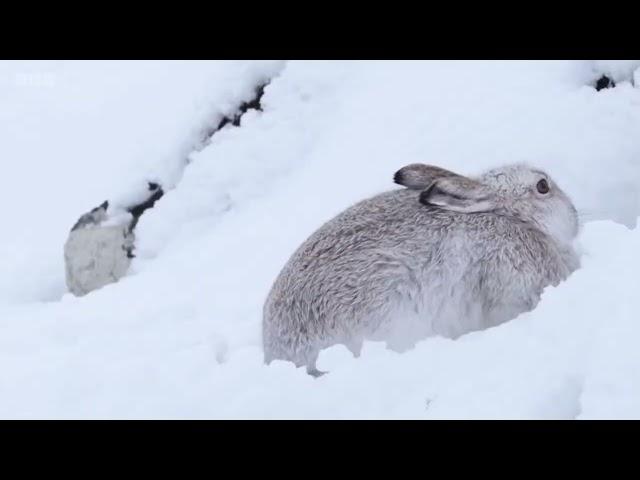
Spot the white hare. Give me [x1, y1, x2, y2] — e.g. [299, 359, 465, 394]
[263, 163, 580, 376]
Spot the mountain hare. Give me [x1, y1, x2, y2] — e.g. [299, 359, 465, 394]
[263, 164, 580, 376]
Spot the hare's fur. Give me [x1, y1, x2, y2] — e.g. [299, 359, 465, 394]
[263, 164, 580, 375]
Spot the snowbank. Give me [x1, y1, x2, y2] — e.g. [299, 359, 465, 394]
[0, 60, 639, 418]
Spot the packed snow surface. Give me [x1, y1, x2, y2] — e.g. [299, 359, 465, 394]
[1, 60, 639, 418]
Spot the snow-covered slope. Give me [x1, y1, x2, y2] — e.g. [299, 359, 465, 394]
[1, 60, 639, 418]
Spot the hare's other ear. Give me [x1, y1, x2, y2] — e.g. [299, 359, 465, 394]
[419, 176, 497, 213]
[394, 164, 460, 190]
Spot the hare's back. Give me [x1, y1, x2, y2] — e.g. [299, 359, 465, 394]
[285, 189, 428, 267]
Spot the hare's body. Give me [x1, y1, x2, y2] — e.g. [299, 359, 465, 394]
[263, 164, 580, 374]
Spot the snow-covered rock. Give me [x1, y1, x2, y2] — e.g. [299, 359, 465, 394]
[63, 182, 164, 297]
[64, 201, 133, 297]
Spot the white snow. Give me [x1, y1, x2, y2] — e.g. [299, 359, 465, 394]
[1, 59, 640, 419]
[593, 60, 640, 84]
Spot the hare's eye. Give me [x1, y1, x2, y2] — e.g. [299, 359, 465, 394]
[536, 179, 550, 194]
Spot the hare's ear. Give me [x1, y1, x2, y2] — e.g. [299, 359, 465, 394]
[419, 176, 497, 213]
[393, 164, 460, 190]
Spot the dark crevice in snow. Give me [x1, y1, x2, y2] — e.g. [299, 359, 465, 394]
[218, 83, 267, 129]
[595, 75, 615, 91]
[124, 182, 165, 258]
[200, 82, 269, 144]
[125, 80, 270, 228]
[121, 77, 272, 238]
[127, 182, 165, 233]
